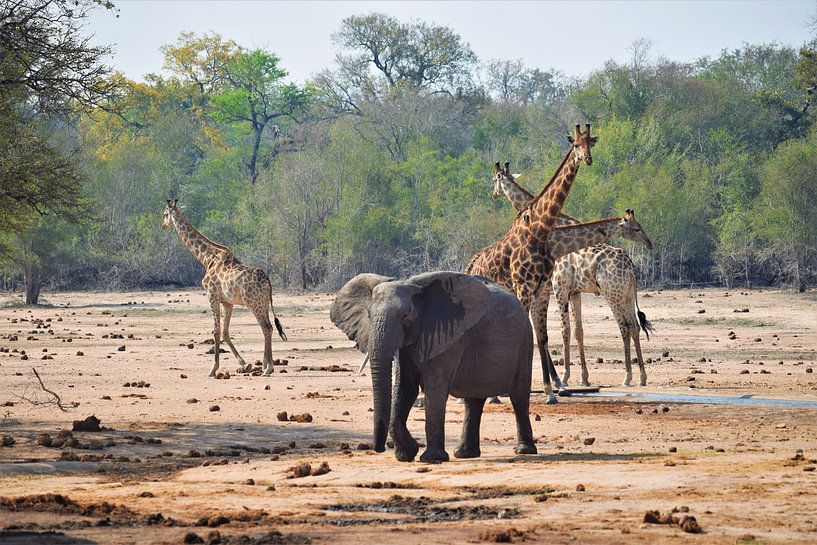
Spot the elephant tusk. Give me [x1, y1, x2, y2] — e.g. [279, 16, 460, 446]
[357, 352, 370, 375]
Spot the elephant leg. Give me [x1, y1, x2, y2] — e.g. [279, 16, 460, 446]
[510, 372, 537, 455]
[419, 364, 450, 463]
[454, 398, 485, 459]
[221, 303, 248, 371]
[390, 356, 420, 462]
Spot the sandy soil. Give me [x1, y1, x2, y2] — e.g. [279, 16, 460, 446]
[0, 286, 816, 545]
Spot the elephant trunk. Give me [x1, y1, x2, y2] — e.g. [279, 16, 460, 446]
[368, 319, 395, 452]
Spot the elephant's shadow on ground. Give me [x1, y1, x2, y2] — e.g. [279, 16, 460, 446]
[474, 451, 659, 464]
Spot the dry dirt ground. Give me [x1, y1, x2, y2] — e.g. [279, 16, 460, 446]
[1, 287, 816, 545]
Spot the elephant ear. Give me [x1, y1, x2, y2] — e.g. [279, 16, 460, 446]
[330, 273, 394, 354]
[410, 272, 492, 362]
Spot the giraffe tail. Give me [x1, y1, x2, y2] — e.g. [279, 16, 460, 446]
[268, 285, 288, 342]
[634, 289, 654, 341]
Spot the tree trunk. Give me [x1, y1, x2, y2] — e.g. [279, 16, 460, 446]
[249, 123, 262, 185]
[25, 263, 42, 305]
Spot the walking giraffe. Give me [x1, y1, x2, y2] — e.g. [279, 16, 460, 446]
[491, 166, 655, 387]
[466, 124, 597, 403]
[161, 199, 287, 377]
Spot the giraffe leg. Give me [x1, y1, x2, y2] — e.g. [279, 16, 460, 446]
[557, 291, 572, 388]
[632, 328, 648, 386]
[531, 287, 559, 404]
[570, 293, 590, 386]
[208, 294, 222, 378]
[251, 304, 274, 376]
[620, 322, 633, 387]
[221, 303, 249, 371]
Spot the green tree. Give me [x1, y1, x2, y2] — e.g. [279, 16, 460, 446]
[214, 49, 311, 184]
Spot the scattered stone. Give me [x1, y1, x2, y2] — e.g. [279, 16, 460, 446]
[478, 528, 529, 543]
[243, 479, 255, 485]
[289, 462, 312, 478]
[72, 415, 102, 432]
[575, 484, 585, 491]
[669, 446, 677, 453]
[697, 309, 705, 314]
[276, 411, 289, 421]
[0, 435, 14, 447]
[661, 350, 669, 357]
[37, 434, 53, 447]
[101, 395, 111, 400]
[311, 461, 331, 476]
[583, 437, 595, 446]
[678, 514, 702, 533]
[138, 491, 155, 498]
[187, 398, 198, 404]
[289, 413, 313, 423]
[182, 532, 204, 544]
[117, 345, 126, 352]
[356, 443, 372, 451]
[534, 414, 541, 422]
[595, 357, 603, 364]
[209, 405, 220, 412]
[740, 370, 750, 374]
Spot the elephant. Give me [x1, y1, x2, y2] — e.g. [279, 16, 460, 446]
[330, 271, 537, 463]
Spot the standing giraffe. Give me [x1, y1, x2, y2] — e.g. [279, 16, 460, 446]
[466, 124, 597, 403]
[492, 167, 654, 387]
[161, 199, 287, 377]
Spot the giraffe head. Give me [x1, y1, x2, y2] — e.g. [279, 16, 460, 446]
[618, 209, 653, 250]
[161, 199, 179, 230]
[567, 124, 598, 166]
[491, 161, 515, 200]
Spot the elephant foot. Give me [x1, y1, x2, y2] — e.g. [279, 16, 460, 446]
[639, 377, 647, 387]
[545, 393, 559, 405]
[581, 380, 591, 387]
[394, 443, 419, 462]
[419, 448, 449, 464]
[208, 370, 217, 378]
[553, 376, 563, 389]
[262, 369, 273, 377]
[515, 442, 537, 455]
[456, 398, 465, 405]
[560, 376, 570, 388]
[453, 444, 481, 459]
[488, 396, 502, 404]
[239, 359, 251, 372]
[413, 397, 425, 408]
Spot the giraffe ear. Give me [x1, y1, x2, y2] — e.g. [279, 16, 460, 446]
[589, 136, 599, 145]
[166, 199, 172, 206]
[494, 161, 501, 173]
[566, 135, 575, 144]
[503, 161, 510, 175]
[625, 208, 634, 219]
[173, 199, 179, 207]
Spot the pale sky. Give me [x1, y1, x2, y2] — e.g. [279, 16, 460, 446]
[88, 1, 816, 83]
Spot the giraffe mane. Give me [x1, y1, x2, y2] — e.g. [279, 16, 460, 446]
[530, 147, 572, 204]
[175, 209, 235, 255]
[552, 217, 623, 231]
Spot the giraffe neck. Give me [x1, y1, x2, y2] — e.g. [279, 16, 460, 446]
[548, 218, 623, 260]
[500, 177, 535, 212]
[527, 151, 581, 244]
[499, 178, 580, 227]
[170, 210, 231, 268]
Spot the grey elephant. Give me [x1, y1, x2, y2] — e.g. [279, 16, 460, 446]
[330, 271, 537, 463]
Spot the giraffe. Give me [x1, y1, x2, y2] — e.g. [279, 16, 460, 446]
[492, 167, 655, 387]
[466, 124, 597, 403]
[161, 199, 287, 377]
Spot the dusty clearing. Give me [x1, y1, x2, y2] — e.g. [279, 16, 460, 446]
[1, 287, 816, 545]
